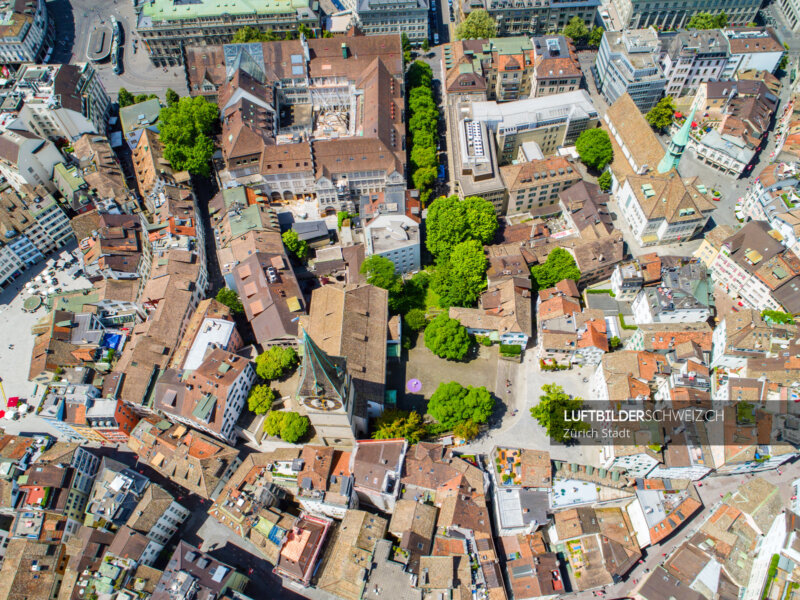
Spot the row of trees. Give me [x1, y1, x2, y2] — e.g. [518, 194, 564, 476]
[231, 24, 324, 43]
[373, 381, 494, 442]
[427, 195, 497, 308]
[249, 346, 307, 442]
[407, 61, 440, 205]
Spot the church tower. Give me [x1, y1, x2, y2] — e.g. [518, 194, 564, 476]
[295, 330, 361, 447]
[657, 106, 696, 174]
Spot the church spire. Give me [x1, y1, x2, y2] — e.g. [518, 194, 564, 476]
[657, 105, 697, 174]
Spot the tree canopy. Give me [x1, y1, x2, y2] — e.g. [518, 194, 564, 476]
[431, 239, 488, 307]
[360, 255, 407, 312]
[118, 89, 157, 108]
[405, 308, 428, 331]
[531, 247, 581, 291]
[264, 411, 309, 443]
[598, 170, 612, 192]
[248, 385, 276, 415]
[428, 381, 494, 429]
[158, 95, 219, 176]
[282, 229, 308, 260]
[426, 195, 498, 260]
[232, 26, 281, 42]
[646, 96, 676, 132]
[456, 9, 498, 39]
[407, 61, 439, 204]
[165, 88, 180, 106]
[588, 26, 604, 48]
[117, 88, 134, 108]
[686, 11, 728, 29]
[372, 409, 427, 444]
[453, 419, 480, 441]
[215, 288, 243, 314]
[530, 383, 589, 443]
[562, 16, 589, 45]
[255, 346, 298, 381]
[424, 314, 472, 360]
[575, 128, 613, 171]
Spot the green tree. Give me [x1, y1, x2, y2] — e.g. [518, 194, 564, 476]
[407, 60, 433, 89]
[322, 30, 334, 38]
[134, 93, 158, 104]
[117, 88, 134, 108]
[530, 383, 589, 443]
[264, 411, 284, 437]
[428, 381, 494, 429]
[282, 229, 309, 260]
[401, 33, 411, 53]
[256, 346, 299, 380]
[158, 95, 219, 176]
[530, 247, 581, 291]
[337, 211, 356, 230]
[426, 195, 498, 260]
[166, 88, 180, 106]
[405, 308, 428, 331]
[263, 411, 309, 442]
[393, 271, 430, 315]
[598, 170, 612, 192]
[279, 411, 309, 443]
[361, 255, 404, 311]
[562, 16, 589, 45]
[248, 385, 276, 415]
[424, 314, 472, 360]
[686, 11, 727, 29]
[232, 25, 280, 42]
[646, 96, 676, 132]
[421, 39, 430, 52]
[453, 419, 480, 441]
[298, 23, 314, 39]
[456, 9, 497, 39]
[609, 336, 622, 350]
[432, 240, 488, 307]
[588, 26, 604, 48]
[780, 43, 790, 70]
[412, 165, 438, 192]
[575, 128, 613, 171]
[373, 409, 426, 444]
[215, 287, 244, 314]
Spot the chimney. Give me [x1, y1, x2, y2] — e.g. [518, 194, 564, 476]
[341, 43, 348, 59]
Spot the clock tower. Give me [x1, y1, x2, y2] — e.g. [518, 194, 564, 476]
[295, 330, 363, 447]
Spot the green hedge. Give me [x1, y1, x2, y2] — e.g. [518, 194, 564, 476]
[619, 314, 637, 330]
[587, 289, 616, 297]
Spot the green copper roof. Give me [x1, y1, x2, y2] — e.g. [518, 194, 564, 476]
[657, 105, 697, 174]
[296, 330, 347, 402]
[140, 0, 308, 21]
[673, 105, 697, 148]
[192, 393, 216, 423]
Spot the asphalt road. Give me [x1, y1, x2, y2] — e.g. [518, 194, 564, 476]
[46, 0, 187, 99]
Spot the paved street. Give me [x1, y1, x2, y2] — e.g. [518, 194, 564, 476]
[46, 0, 187, 99]
[0, 243, 92, 424]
